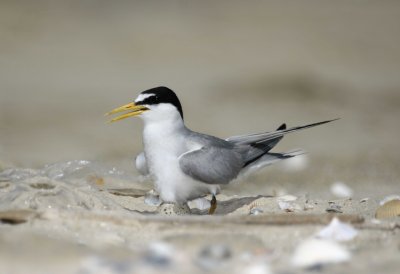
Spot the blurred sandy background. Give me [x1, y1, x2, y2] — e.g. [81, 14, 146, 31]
[1, 0, 399, 198]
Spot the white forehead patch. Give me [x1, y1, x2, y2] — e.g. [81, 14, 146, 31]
[135, 93, 155, 103]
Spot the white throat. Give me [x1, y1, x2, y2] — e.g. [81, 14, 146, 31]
[140, 103, 187, 164]
[140, 103, 184, 131]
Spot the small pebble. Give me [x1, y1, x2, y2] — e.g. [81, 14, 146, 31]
[144, 191, 162, 206]
[326, 204, 343, 213]
[304, 203, 314, 210]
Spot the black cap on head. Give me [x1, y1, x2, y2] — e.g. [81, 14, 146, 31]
[136, 86, 183, 120]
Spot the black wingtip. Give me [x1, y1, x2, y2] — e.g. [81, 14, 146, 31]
[318, 118, 340, 125]
[277, 123, 287, 130]
[301, 118, 340, 128]
[280, 118, 340, 135]
[278, 118, 338, 133]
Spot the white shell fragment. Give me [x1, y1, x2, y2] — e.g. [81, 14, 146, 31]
[249, 207, 264, 215]
[316, 217, 358, 242]
[330, 182, 353, 198]
[277, 195, 298, 202]
[291, 238, 351, 268]
[278, 201, 302, 212]
[189, 197, 211, 210]
[277, 195, 301, 212]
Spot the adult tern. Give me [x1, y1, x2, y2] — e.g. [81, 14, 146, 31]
[106, 86, 336, 214]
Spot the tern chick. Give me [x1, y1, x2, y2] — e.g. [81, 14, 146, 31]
[106, 86, 336, 214]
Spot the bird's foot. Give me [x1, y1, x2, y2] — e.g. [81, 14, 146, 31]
[157, 202, 191, 215]
[208, 195, 217, 215]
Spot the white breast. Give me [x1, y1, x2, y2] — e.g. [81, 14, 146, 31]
[140, 103, 218, 204]
[142, 118, 183, 199]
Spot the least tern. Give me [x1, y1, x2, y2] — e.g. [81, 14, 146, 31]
[106, 86, 336, 214]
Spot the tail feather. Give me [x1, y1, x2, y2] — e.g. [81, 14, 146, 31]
[231, 119, 337, 168]
[239, 149, 305, 178]
[227, 118, 338, 145]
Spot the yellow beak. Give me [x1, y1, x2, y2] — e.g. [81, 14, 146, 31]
[105, 102, 149, 123]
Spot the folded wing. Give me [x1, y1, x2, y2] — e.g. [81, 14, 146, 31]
[179, 146, 244, 185]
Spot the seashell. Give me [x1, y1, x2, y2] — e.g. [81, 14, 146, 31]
[277, 195, 298, 202]
[189, 197, 211, 210]
[291, 238, 351, 268]
[316, 217, 358, 241]
[375, 199, 400, 219]
[248, 198, 270, 210]
[379, 195, 400, 206]
[330, 182, 353, 198]
[278, 201, 302, 212]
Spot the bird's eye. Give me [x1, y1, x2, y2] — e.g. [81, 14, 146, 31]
[137, 94, 159, 105]
[148, 95, 159, 104]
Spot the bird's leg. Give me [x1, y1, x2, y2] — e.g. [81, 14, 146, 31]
[208, 195, 217, 215]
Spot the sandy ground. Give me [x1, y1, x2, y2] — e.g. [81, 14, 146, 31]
[1, 1, 400, 273]
[0, 162, 399, 274]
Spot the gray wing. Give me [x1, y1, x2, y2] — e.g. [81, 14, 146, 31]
[135, 152, 149, 176]
[179, 146, 244, 185]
